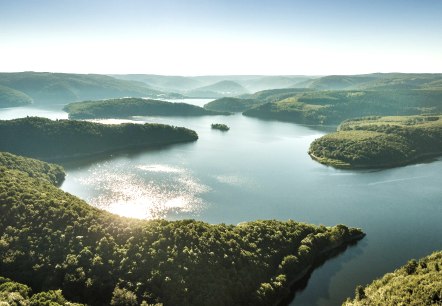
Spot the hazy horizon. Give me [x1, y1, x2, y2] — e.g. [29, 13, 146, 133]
[1, 0, 441, 75]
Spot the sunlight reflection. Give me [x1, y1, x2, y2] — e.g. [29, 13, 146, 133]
[76, 161, 209, 219]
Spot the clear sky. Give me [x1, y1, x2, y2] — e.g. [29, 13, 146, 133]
[1, 0, 441, 75]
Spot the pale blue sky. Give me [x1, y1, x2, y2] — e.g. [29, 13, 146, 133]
[1, 0, 441, 75]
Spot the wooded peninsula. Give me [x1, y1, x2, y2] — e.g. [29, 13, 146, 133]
[343, 251, 442, 305]
[0, 153, 364, 306]
[64, 98, 230, 119]
[309, 115, 442, 169]
[0, 117, 198, 161]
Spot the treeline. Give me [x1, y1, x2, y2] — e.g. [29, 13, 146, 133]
[0, 72, 178, 106]
[0, 151, 65, 185]
[243, 89, 442, 125]
[343, 251, 442, 305]
[64, 98, 230, 119]
[204, 97, 260, 112]
[0, 153, 364, 306]
[309, 115, 442, 168]
[0, 117, 198, 161]
[0, 84, 33, 108]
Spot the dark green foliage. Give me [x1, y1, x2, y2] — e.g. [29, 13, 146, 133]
[0, 152, 65, 186]
[405, 260, 419, 275]
[243, 89, 442, 125]
[0, 85, 33, 108]
[211, 123, 230, 131]
[0, 276, 83, 305]
[309, 115, 442, 168]
[64, 98, 230, 119]
[204, 97, 261, 112]
[0, 117, 198, 161]
[354, 285, 366, 301]
[343, 251, 442, 306]
[0, 162, 364, 306]
[110, 287, 138, 306]
[0, 72, 173, 105]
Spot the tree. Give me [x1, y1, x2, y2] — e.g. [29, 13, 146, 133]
[110, 287, 138, 306]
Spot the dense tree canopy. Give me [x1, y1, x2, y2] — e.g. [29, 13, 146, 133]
[243, 89, 442, 125]
[0, 276, 84, 306]
[211, 123, 230, 131]
[0, 85, 33, 108]
[0, 117, 198, 161]
[309, 115, 442, 168]
[64, 98, 230, 119]
[343, 251, 442, 306]
[204, 97, 261, 112]
[0, 154, 364, 306]
[0, 151, 65, 185]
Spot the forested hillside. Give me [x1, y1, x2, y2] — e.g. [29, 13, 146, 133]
[0, 117, 198, 161]
[309, 115, 442, 168]
[0, 154, 364, 306]
[0, 72, 177, 105]
[64, 98, 229, 119]
[243, 89, 442, 125]
[343, 251, 442, 305]
[0, 151, 65, 185]
[0, 85, 33, 108]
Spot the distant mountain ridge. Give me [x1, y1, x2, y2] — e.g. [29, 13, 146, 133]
[110, 74, 315, 96]
[0, 72, 181, 107]
[300, 73, 442, 90]
[0, 84, 33, 108]
[187, 80, 248, 98]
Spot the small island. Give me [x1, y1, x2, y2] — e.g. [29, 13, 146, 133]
[343, 251, 442, 306]
[309, 115, 442, 169]
[64, 97, 230, 119]
[211, 123, 230, 131]
[0, 117, 198, 161]
[0, 154, 365, 306]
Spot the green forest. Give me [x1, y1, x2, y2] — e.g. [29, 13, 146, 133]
[0, 72, 181, 106]
[64, 98, 230, 119]
[0, 153, 364, 305]
[0, 117, 198, 161]
[204, 97, 260, 113]
[0, 151, 65, 185]
[309, 115, 442, 168]
[0, 85, 33, 108]
[242, 89, 442, 125]
[343, 251, 442, 305]
[211, 123, 230, 131]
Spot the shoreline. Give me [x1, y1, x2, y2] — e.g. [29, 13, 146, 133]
[25, 138, 197, 163]
[308, 150, 442, 170]
[275, 232, 365, 306]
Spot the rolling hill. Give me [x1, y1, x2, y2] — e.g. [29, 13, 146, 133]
[0, 85, 33, 108]
[0, 72, 179, 106]
[64, 98, 230, 119]
[309, 115, 442, 168]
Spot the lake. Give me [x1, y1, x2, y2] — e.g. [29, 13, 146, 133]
[1, 102, 441, 306]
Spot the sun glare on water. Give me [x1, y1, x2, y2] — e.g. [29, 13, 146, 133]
[75, 161, 209, 219]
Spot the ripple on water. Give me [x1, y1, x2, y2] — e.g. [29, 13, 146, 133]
[76, 161, 209, 219]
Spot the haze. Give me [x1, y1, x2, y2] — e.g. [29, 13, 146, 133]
[1, 0, 441, 75]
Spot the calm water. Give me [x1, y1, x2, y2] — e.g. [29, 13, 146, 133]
[1, 103, 441, 306]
